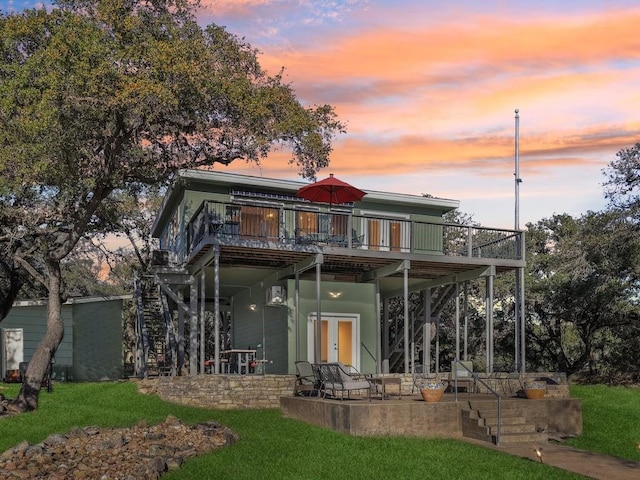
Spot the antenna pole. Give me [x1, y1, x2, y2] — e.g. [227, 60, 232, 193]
[514, 109, 525, 373]
[515, 109, 521, 230]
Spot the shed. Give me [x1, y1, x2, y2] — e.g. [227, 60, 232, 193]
[1, 295, 130, 382]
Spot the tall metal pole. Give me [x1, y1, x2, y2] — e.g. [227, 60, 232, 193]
[514, 109, 523, 372]
[515, 109, 521, 230]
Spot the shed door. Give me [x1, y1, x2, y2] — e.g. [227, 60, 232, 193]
[1, 328, 24, 376]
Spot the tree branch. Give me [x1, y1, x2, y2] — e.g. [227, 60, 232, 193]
[14, 255, 49, 291]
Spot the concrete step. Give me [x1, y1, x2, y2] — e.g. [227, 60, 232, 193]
[482, 416, 527, 426]
[462, 406, 546, 445]
[494, 431, 548, 445]
[490, 423, 537, 435]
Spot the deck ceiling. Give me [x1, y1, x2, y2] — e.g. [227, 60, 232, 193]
[189, 241, 522, 299]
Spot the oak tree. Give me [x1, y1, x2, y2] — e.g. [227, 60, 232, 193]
[0, 0, 344, 409]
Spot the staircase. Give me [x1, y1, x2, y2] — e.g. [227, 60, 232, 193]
[134, 274, 175, 377]
[461, 400, 548, 445]
[388, 285, 457, 372]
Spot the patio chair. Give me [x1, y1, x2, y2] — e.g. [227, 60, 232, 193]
[488, 363, 522, 396]
[317, 363, 371, 401]
[449, 360, 476, 393]
[293, 361, 320, 396]
[412, 364, 439, 393]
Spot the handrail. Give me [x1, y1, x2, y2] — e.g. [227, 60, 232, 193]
[133, 274, 150, 379]
[183, 199, 524, 264]
[453, 358, 502, 446]
[361, 342, 378, 374]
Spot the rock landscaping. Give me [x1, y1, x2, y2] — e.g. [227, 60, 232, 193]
[0, 414, 238, 479]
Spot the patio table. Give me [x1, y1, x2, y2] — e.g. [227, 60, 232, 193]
[222, 349, 256, 374]
[366, 375, 402, 400]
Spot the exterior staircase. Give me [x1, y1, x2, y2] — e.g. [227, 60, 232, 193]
[461, 399, 548, 445]
[388, 284, 456, 372]
[134, 274, 176, 377]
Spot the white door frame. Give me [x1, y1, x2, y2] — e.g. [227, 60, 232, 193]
[307, 312, 360, 370]
[359, 211, 410, 252]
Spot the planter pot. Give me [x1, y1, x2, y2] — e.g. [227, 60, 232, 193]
[524, 382, 546, 399]
[420, 387, 444, 402]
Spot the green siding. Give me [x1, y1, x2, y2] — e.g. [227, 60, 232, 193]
[413, 221, 444, 254]
[1, 298, 126, 381]
[230, 286, 289, 374]
[1, 303, 73, 380]
[72, 299, 124, 381]
[286, 279, 377, 374]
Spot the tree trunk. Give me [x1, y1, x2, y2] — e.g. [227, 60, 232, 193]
[16, 259, 64, 410]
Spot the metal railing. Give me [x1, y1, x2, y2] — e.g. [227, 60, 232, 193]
[361, 342, 378, 374]
[453, 358, 502, 446]
[181, 200, 524, 265]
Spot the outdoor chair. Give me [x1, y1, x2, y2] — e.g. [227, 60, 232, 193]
[449, 360, 476, 393]
[293, 361, 320, 396]
[488, 363, 522, 396]
[317, 362, 371, 401]
[412, 364, 439, 393]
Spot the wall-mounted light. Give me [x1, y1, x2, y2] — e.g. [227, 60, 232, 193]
[249, 304, 257, 311]
[328, 291, 342, 299]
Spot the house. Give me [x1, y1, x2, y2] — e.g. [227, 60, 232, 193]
[145, 169, 525, 377]
[1, 295, 130, 382]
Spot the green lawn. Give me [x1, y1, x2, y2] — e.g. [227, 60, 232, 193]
[567, 384, 640, 461]
[1, 381, 625, 480]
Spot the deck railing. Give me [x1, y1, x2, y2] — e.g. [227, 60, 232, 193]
[181, 200, 524, 264]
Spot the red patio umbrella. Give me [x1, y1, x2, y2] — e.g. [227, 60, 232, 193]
[296, 174, 367, 205]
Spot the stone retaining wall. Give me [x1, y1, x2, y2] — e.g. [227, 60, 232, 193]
[136, 375, 296, 409]
[136, 371, 569, 410]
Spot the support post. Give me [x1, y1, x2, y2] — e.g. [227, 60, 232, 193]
[455, 282, 460, 361]
[314, 262, 322, 364]
[486, 274, 495, 372]
[424, 288, 431, 373]
[200, 270, 205, 374]
[295, 273, 300, 362]
[189, 278, 198, 376]
[177, 292, 185, 374]
[375, 279, 382, 375]
[382, 297, 389, 373]
[403, 265, 409, 373]
[214, 245, 220, 373]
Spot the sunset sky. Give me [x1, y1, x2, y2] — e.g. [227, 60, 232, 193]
[5, 0, 640, 229]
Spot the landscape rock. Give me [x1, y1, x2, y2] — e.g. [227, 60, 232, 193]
[0, 416, 238, 479]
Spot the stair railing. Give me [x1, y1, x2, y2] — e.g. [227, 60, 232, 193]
[361, 342, 378, 374]
[133, 274, 150, 378]
[159, 286, 178, 376]
[453, 358, 502, 446]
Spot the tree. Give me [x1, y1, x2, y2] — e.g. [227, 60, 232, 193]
[524, 212, 640, 378]
[0, 0, 344, 410]
[603, 142, 640, 214]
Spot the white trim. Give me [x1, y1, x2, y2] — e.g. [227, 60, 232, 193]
[11, 295, 132, 308]
[307, 312, 361, 370]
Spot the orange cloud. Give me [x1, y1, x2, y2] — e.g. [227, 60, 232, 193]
[199, 0, 272, 17]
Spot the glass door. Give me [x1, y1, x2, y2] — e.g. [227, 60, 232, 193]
[308, 314, 359, 369]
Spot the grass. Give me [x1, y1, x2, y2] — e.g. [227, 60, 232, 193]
[567, 384, 640, 460]
[0, 381, 617, 480]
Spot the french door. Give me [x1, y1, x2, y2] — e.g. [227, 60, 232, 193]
[362, 214, 410, 252]
[307, 313, 359, 369]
